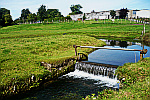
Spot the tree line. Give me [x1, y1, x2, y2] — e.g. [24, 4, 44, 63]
[0, 5, 67, 27]
[15, 5, 64, 24]
[0, 4, 138, 27]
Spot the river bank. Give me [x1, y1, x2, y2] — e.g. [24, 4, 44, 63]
[143, 33, 150, 46]
[84, 57, 150, 100]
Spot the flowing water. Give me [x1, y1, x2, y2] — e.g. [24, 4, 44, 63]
[11, 39, 150, 100]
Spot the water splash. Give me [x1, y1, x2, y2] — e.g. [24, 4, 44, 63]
[62, 62, 120, 89]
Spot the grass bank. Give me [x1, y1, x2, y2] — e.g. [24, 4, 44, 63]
[84, 57, 150, 100]
[143, 33, 150, 46]
[0, 35, 106, 97]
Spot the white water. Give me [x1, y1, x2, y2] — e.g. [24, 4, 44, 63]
[61, 62, 120, 89]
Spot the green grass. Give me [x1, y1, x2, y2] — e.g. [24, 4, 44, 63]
[0, 19, 149, 97]
[0, 19, 148, 39]
[0, 35, 106, 86]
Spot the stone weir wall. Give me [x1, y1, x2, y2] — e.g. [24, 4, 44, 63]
[0, 58, 76, 100]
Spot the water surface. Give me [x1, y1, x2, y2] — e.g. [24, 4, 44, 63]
[88, 39, 150, 66]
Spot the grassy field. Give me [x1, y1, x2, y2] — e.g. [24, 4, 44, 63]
[1, 19, 149, 39]
[0, 19, 149, 98]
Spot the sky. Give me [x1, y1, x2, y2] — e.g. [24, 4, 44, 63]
[0, 0, 150, 20]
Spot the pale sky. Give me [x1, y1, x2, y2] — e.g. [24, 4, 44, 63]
[0, 0, 150, 20]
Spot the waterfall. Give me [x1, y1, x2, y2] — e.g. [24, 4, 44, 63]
[75, 62, 118, 79]
[61, 62, 120, 90]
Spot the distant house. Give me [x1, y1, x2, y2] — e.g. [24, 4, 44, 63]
[70, 14, 84, 21]
[136, 10, 150, 18]
[70, 11, 111, 21]
[85, 11, 111, 20]
[127, 10, 140, 19]
[127, 9, 150, 19]
[70, 9, 150, 21]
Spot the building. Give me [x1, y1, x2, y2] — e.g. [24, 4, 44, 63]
[127, 9, 150, 19]
[136, 10, 150, 18]
[70, 10, 111, 21]
[85, 11, 111, 20]
[70, 9, 150, 21]
[70, 14, 84, 21]
[127, 10, 139, 19]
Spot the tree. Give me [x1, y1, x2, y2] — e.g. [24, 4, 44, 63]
[27, 13, 37, 22]
[65, 15, 71, 20]
[110, 10, 116, 19]
[0, 8, 13, 27]
[83, 13, 86, 20]
[37, 5, 47, 21]
[4, 14, 13, 25]
[47, 9, 63, 18]
[21, 8, 31, 21]
[119, 8, 129, 19]
[69, 4, 83, 15]
[14, 18, 20, 24]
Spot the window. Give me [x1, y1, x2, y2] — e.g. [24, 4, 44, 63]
[133, 11, 136, 14]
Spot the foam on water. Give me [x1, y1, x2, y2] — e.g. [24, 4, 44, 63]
[61, 62, 120, 89]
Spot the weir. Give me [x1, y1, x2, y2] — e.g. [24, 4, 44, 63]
[75, 61, 118, 79]
[73, 45, 148, 60]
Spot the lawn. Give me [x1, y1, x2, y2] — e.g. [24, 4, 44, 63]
[0, 19, 148, 39]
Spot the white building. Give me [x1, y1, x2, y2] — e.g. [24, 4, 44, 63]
[127, 9, 150, 19]
[85, 11, 111, 20]
[70, 9, 150, 21]
[136, 10, 150, 18]
[127, 10, 138, 19]
[70, 14, 84, 21]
